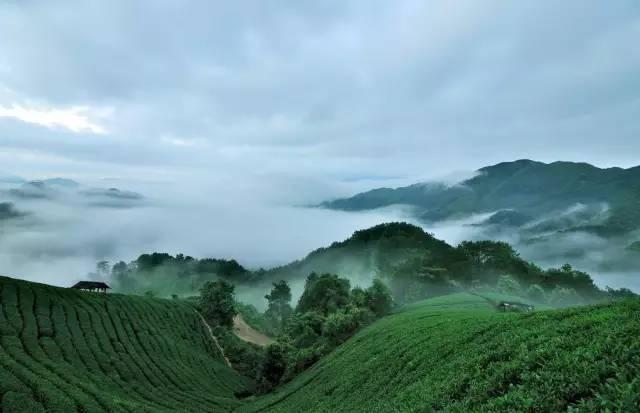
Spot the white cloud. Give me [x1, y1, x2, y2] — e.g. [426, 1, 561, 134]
[0, 104, 109, 134]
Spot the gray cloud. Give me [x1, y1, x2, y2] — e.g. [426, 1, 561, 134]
[1, 1, 639, 287]
[1, 1, 639, 185]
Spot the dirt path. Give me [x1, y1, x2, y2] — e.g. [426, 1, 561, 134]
[233, 314, 274, 347]
[195, 311, 232, 368]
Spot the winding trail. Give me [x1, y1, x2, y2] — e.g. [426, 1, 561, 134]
[233, 314, 274, 347]
[195, 311, 232, 368]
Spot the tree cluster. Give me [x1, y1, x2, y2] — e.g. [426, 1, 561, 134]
[258, 274, 393, 391]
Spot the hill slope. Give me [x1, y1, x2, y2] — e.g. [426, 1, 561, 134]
[322, 160, 640, 237]
[0, 276, 252, 412]
[241, 293, 640, 412]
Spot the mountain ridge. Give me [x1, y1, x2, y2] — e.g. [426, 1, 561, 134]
[322, 159, 640, 237]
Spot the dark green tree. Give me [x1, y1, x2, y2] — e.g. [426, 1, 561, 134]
[199, 280, 237, 328]
[364, 279, 393, 316]
[296, 273, 351, 315]
[265, 280, 293, 331]
[322, 306, 374, 347]
[259, 342, 292, 391]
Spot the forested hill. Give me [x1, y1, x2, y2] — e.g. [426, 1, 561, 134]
[322, 160, 640, 236]
[107, 223, 631, 308]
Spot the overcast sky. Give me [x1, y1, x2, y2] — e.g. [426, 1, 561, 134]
[1, 0, 639, 198]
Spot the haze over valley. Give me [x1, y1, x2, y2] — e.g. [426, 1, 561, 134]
[1, 1, 639, 412]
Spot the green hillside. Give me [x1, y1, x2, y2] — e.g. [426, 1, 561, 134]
[0, 276, 252, 412]
[241, 293, 640, 412]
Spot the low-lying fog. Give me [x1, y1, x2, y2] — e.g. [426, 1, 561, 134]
[424, 212, 640, 293]
[1, 177, 638, 295]
[0, 177, 419, 287]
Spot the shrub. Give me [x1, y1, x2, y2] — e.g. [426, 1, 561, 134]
[365, 279, 393, 316]
[297, 273, 351, 315]
[323, 306, 373, 346]
[199, 279, 237, 328]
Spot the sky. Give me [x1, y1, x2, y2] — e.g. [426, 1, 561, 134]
[1, 0, 639, 191]
[0, 1, 639, 285]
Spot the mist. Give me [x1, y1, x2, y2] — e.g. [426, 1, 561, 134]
[423, 208, 640, 293]
[0, 176, 417, 291]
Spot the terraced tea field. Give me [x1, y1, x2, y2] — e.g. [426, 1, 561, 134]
[2, 276, 639, 413]
[241, 293, 640, 412]
[0, 276, 252, 412]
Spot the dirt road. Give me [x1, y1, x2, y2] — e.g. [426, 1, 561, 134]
[233, 314, 274, 347]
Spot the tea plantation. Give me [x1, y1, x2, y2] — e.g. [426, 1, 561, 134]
[0, 276, 252, 412]
[240, 293, 640, 412]
[2, 275, 639, 413]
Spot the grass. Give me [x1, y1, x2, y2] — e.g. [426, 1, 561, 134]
[0, 275, 253, 412]
[240, 293, 640, 412]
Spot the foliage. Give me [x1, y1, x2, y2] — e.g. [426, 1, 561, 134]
[496, 274, 522, 296]
[549, 286, 583, 308]
[284, 311, 325, 349]
[199, 280, 237, 328]
[258, 342, 293, 391]
[296, 273, 351, 315]
[236, 302, 277, 337]
[215, 325, 266, 383]
[606, 286, 637, 300]
[525, 284, 546, 302]
[256, 273, 393, 390]
[364, 278, 393, 317]
[264, 280, 293, 332]
[109, 253, 251, 296]
[389, 256, 455, 304]
[0, 275, 252, 412]
[322, 306, 373, 347]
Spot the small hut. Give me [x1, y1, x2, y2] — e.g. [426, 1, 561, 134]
[71, 281, 111, 293]
[497, 301, 534, 312]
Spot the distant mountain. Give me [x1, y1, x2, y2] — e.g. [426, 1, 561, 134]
[323, 160, 640, 237]
[0, 202, 27, 221]
[80, 187, 143, 200]
[4, 177, 144, 207]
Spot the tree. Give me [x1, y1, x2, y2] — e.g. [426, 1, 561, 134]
[296, 273, 351, 315]
[259, 342, 292, 391]
[284, 311, 325, 348]
[199, 280, 237, 328]
[350, 287, 367, 308]
[364, 279, 393, 316]
[265, 280, 293, 331]
[323, 307, 371, 346]
[389, 256, 452, 304]
[111, 261, 128, 277]
[526, 284, 546, 302]
[497, 275, 522, 296]
[606, 287, 637, 300]
[96, 260, 110, 278]
[549, 286, 582, 307]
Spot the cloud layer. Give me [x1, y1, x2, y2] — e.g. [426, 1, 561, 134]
[1, 1, 639, 289]
[1, 1, 639, 186]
